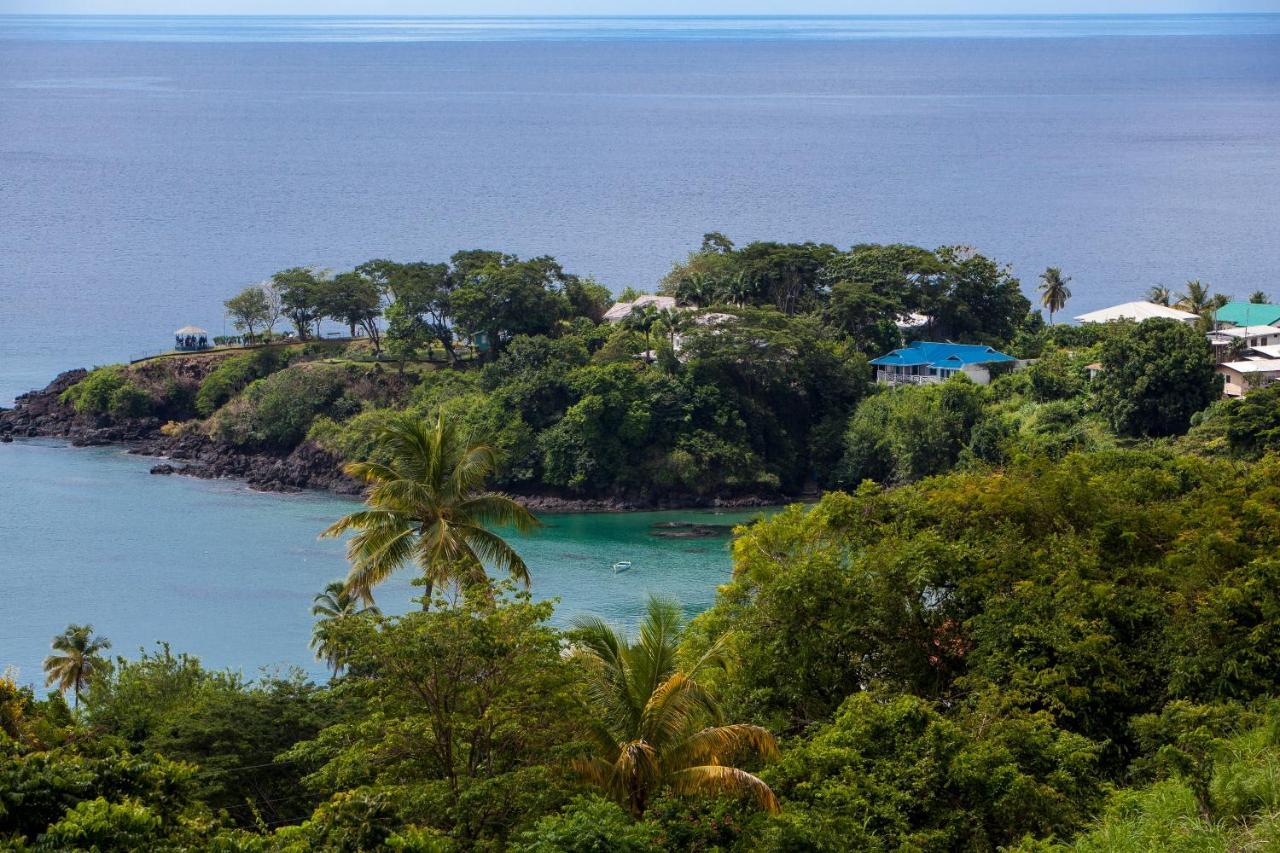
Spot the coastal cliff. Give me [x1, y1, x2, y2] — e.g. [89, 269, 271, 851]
[0, 365, 359, 494]
[0, 362, 781, 511]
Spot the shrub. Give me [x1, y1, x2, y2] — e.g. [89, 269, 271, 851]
[1027, 350, 1084, 402]
[837, 378, 987, 485]
[37, 797, 166, 851]
[195, 348, 287, 417]
[210, 364, 355, 451]
[60, 365, 152, 418]
[511, 795, 656, 853]
[1223, 383, 1280, 457]
[108, 383, 153, 418]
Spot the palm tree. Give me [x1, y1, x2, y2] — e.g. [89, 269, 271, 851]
[719, 271, 753, 307]
[673, 273, 715, 308]
[321, 412, 539, 608]
[1037, 267, 1072, 325]
[1147, 285, 1172, 307]
[311, 580, 381, 677]
[655, 307, 690, 350]
[43, 624, 111, 709]
[1250, 290, 1270, 305]
[624, 304, 661, 359]
[570, 596, 780, 817]
[1176, 280, 1213, 315]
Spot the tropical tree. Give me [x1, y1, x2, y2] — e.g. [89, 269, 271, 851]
[321, 412, 539, 608]
[655, 307, 690, 349]
[224, 285, 273, 343]
[1037, 267, 1072, 324]
[272, 267, 327, 340]
[570, 596, 780, 817]
[1147, 285, 1172, 306]
[43, 624, 111, 709]
[1176, 280, 1214, 316]
[317, 271, 384, 352]
[672, 272, 716, 308]
[719, 270, 754, 307]
[1250, 290, 1270, 304]
[1095, 318, 1219, 438]
[624, 304, 661, 358]
[310, 580, 381, 677]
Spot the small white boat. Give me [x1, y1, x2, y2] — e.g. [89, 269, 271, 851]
[612, 560, 632, 574]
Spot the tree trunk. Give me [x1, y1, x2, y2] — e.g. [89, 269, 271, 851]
[421, 579, 433, 611]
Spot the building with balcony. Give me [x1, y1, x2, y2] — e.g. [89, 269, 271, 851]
[869, 341, 1018, 387]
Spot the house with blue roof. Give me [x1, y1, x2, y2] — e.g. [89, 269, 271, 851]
[868, 341, 1019, 387]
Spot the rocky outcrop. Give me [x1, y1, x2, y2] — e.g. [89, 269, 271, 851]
[4, 368, 788, 510]
[132, 433, 361, 495]
[0, 368, 356, 493]
[0, 369, 164, 445]
[510, 490, 781, 513]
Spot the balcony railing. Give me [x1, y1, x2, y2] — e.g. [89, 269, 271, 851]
[876, 370, 941, 387]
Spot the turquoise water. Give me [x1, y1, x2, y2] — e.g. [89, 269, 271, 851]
[0, 440, 772, 687]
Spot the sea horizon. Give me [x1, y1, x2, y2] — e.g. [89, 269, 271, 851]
[6, 12, 1280, 43]
[3, 9, 1278, 403]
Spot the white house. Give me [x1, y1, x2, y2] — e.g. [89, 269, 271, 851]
[1207, 325, 1280, 352]
[602, 294, 678, 323]
[1217, 358, 1280, 398]
[1073, 301, 1200, 325]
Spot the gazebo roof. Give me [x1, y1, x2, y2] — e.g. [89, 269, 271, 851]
[174, 325, 208, 335]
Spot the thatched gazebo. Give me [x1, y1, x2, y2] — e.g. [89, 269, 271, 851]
[174, 325, 210, 351]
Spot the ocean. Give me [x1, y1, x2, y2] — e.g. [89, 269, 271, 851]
[2, 15, 1279, 404]
[2, 14, 1279, 684]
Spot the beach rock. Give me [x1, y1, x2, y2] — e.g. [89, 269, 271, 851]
[150, 463, 176, 475]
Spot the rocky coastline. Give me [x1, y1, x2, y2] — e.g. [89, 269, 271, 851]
[1, 370, 786, 512]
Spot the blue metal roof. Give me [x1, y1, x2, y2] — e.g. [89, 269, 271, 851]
[868, 341, 1017, 368]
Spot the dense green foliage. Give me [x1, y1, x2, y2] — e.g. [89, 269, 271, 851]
[195, 347, 288, 416]
[29, 236, 1280, 848]
[211, 364, 364, 451]
[56, 236, 1242, 506]
[14, 444, 1280, 849]
[1095, 318, 1220, 437]
[1021, 708, 1280, 851]
[60, 365, 153, 419]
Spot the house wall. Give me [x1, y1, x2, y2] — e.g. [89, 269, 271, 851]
[1217, 366, 1280, 398]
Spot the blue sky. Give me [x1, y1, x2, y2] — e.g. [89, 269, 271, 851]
[6, 1, 1279, 14]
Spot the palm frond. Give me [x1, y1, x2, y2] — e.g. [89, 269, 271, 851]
[320, 508, 411, 540]
[633, 596, 684, 698]
[668, 723, 779, 770]
[459, 525, 532, 586]
[341, 460, 402, 486]
[455, 493, 541, 534]
[639, 672, 706, 751]
[571, 755, 616, 791]
[345, 524, 418, 601]
[666, 765, 780, 814]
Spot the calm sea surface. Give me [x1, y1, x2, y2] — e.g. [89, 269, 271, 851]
[2, 15, 1279, 683]
[0, 439, 764, 686]
[2, 16, 1279, 403]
